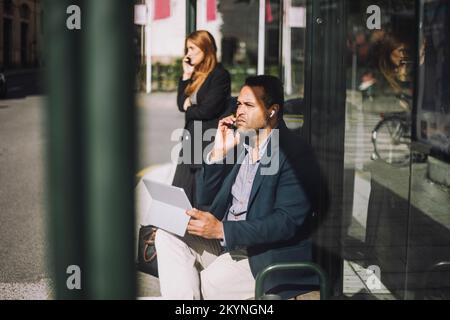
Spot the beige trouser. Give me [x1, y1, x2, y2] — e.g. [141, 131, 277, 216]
[154, 229, 255, 300]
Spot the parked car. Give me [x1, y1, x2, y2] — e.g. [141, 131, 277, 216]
[0, 67, 7, 98]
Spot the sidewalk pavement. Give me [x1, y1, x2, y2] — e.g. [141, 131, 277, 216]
[135, 162, 176, 299]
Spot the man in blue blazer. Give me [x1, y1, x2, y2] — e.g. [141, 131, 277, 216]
[155, 75, 321, 300]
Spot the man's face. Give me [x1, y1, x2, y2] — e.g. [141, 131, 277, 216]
[236, 85, 270, 132]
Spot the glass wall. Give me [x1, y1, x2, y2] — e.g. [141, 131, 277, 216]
[264, 0, 281, 78]
[196, 0, 308, 135]
[341, 0, 450, 299]
[279, 0, 308, 99]
[137, 0, 450, 299]
[406, 0, 450, 299]
[342, 0, 416, 300]
[197, 0, 260, 94]
[280, 0, 306, 134]
[196, 0, 308, 100]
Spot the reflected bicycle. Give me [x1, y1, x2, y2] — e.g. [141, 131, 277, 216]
[371, 112, 426, 166]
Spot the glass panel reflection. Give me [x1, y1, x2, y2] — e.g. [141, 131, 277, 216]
[279, 0, 307, 136]
[343, 0, 450, 300]
[407, 0, 450, 300]
[343, 0, 416, 299]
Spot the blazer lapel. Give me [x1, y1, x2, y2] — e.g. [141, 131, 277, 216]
[247, 129, 282, 213]
[247, 165, 266, 212]
[227, 147, 247, 185]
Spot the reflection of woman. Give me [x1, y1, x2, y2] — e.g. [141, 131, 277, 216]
[172, 30, 231, 206]
[378, 32, 414, 110]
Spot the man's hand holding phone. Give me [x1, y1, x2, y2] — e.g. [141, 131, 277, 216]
[210, 114, 240, 162]
[182, 56, 194, 80]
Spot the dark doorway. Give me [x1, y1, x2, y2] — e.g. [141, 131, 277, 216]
[21, 22, 29, 66]
[3, 18, 13, 67]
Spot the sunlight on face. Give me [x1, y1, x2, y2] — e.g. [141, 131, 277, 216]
[186, 40, 205, 66]
[236, 86, 270, 132]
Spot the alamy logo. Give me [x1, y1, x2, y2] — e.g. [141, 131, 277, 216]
[366, 5, 381, 30]
[66, 5, 81, 30]
[365, 265, 382, 290]
[66, 265, 81, 290]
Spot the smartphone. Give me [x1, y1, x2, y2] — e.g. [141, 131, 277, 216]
[224, 121, 237, 129]
[400, 59, 413, 66]
[227, 113, 237, 129]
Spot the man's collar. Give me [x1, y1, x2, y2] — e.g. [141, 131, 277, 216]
[242, 126, 277, 161]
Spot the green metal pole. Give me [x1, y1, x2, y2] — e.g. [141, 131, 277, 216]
[44, 0, 86, 299]
[84, 0, 136, 299]
[186, 0, 197, 36]
[278, 0, 284, 81]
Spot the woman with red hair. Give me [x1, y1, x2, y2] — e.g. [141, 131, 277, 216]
[172, 30, 231, 206]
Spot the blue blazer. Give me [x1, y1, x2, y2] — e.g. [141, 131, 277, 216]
[196, 120, 322, 296]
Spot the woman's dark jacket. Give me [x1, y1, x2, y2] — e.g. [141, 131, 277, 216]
[177, 63, 231, 168]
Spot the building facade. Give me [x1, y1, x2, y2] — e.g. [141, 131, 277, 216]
[1, 0, 42, 68]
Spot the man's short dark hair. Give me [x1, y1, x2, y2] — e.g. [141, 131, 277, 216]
[244, 75, 284, 118]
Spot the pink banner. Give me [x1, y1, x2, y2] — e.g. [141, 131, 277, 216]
[154, 0, 170, 20]
[266, 0, 273, 23]
[207, 0, 217, 22]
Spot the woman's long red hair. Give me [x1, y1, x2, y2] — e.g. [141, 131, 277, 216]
[184, 30, 218, 96]
[378, 32, 412, 93]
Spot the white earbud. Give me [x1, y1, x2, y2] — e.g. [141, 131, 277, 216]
[269, 110, 275, 118]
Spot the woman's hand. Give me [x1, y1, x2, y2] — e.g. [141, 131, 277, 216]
[182, 56, 194, 80]
[183, 97, 192, 111]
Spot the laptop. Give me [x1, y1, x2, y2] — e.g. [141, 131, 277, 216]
[142, 179, 192, 237]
